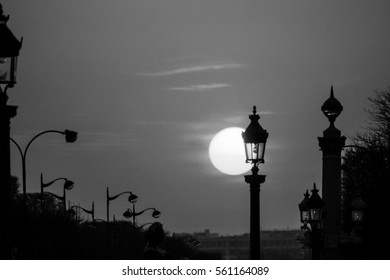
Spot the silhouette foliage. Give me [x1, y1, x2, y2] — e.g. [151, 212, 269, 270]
[342, 87, 390, 259]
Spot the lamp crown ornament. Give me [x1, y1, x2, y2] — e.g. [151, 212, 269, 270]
[321, 86, 343, 125]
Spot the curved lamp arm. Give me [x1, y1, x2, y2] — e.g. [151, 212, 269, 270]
[22, 129, 77, 159]
[108, 191, 138, 202]
[106, 187, 138, 223]
[41, 177, 71, 188]
[130, 207, 161, 218]
[69, 202, 95, 221]
[10, 137, 23, 160]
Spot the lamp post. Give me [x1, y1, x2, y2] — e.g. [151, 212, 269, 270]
[299, 183, 324, 260]
[106, 187, 138, 223]
[0, 3, 22, 259]
[123, 207, 161, 227]
[106, 187, 138, 259]
[350, 195, 366, 224]
[68, 202, 95, 222]
[11, 129, 77, 208]
[41, 173, 75, 214]
[242, 106, 268, 260]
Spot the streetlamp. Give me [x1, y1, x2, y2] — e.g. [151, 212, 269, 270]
[299, 190, 310, 230]
[41, 173, 75, 214]
[106, 187, 138, 259]
[106, 187, 138, 223]
[299, 183, 324, 260]
[350, 195, 366, 224]
[242, 106, 268, 260]
[123, 207, 161, 227]
[10, 129, 77, 214]
[0, 3, 22, 259]
[68, 202, 95, 222]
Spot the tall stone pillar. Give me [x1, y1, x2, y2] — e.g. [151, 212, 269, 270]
[318, 86, 345, 259]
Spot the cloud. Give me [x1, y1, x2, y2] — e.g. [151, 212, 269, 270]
[168, 83, 232, 92]
[140, 63, 244, 76]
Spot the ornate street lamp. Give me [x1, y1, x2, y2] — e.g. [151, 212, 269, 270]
[350, 195, 366, 224]
[242, 106, 268, 260]
[299, 190, 310, 229]
[306, 184, 324, 229]
[41, 173, 75, 214]
[242, 106, 269, 165]
[299, 183, 324, 259]
[0, 4, 22, 88]
[0, 3, 22, 259]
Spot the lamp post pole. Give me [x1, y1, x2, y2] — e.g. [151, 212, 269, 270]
[244, 166, 265, 260]
[0, 3, 22, 259]
[242, 106, 269, 260]
[0, 87, 17, 259]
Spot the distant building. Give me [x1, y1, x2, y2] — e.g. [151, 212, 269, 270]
[176, 229, 307, 260]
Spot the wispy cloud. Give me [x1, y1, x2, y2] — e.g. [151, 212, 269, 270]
[169, 83, 232, 92]
[140, 63, 244, 76]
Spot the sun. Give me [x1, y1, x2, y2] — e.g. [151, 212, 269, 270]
[208, 127, 251, 175]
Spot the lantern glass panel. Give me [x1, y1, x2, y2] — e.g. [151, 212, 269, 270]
[244, 142, 265, 162]
[0, 56, 17, 84]
[309, 208, 321, 222]
[301, 210, 309, 223]
[352, 210, 364, 223]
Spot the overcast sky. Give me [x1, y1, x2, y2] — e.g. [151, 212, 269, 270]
[5, 0, 390, 235]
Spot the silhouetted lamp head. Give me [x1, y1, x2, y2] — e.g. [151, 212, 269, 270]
[123, 208, 133, 219]
[128, 193, 138, 203]
[321, 86, 343, 125]
[152, 209, 161, 218]
[64, 129, 78, 143]
[242, 106, 269, 164]
[64, 179, 74, 190]
[351, 195, 366, 223]
[0, 4, 22, 87]
[299, 189, 310, 224]
[306, 183, 324, 229]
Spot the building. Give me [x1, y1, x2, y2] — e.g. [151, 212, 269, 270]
[176, 229, 306, 260]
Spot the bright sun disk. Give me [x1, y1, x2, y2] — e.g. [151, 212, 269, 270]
[208, 127, 251, 175]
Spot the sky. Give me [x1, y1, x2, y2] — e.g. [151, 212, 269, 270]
[4, 0, 390, 235]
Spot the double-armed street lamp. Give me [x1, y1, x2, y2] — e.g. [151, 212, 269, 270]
[299, 183, 324, 260]
[106, 187, 138, 259]
[41, 173, 75, 214]
[123, 207, 161, 227]
[242, 106, 269, 260]
[0, 3, 22, 259]
[11, 129, 77, 209]
[106, 187, 138, 223]
[68, 202, 95, 222]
